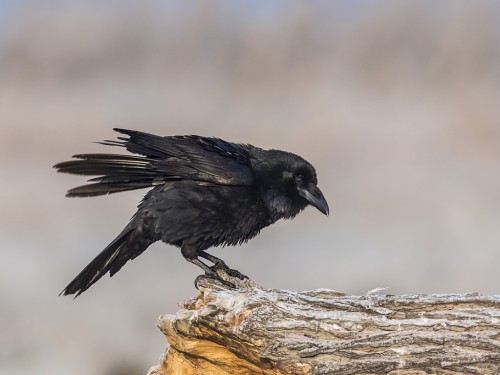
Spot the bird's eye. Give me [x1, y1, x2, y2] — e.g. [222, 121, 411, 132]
[295, 175, 303, 186]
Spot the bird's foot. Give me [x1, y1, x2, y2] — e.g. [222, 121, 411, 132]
[195, 273, 236, 289]
[212, 260, 248, 280]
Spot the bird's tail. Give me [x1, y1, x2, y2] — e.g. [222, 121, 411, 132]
[61, 221, 155, 297]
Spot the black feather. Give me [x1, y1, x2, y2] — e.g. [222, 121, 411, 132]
[56, 129, 329, 296]
[61, 220, 157, 297]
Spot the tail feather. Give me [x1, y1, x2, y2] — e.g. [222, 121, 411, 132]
[61, 222, 154, 297]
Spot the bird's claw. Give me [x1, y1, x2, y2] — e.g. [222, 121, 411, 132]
[212, 260, 248, 280]
[195, 273, 236, 289]
[225, 268, 248, 280]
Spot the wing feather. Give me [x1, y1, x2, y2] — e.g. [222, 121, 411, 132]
[55, 129, 257, 197]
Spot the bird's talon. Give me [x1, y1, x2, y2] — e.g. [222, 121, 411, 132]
[227, 269, 248, 280]
[194, 274, 205, 289]
[222, 279, 236, 289]
[196, 270, 236, 289]
[212, 261, 247, 280]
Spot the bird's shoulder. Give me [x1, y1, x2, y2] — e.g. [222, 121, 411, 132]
[167, 135, 261, 186]
[177, 135, 258, 164]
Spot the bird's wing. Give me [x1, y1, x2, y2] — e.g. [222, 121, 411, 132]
[55, 129, 258, 197]
[108, 128, 256, 186]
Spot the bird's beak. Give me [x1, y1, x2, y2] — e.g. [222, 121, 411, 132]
[299, 184, 329, 216]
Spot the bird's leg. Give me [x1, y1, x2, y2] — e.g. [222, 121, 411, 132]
[198, 250, 248, 280]
[181, 243, 236, 288]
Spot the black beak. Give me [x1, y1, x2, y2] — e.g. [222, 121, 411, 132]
[299, 184, 329, 216]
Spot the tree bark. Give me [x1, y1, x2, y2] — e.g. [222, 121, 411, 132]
[148, 276, 500, 375]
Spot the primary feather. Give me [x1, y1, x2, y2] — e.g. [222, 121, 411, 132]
[54, 129, 255, 197]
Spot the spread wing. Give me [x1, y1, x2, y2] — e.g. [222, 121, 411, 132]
[54, 128, 257, 197]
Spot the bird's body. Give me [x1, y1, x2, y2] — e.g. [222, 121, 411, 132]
[56, 129, 328, 297]
[138, 181, 268, 249]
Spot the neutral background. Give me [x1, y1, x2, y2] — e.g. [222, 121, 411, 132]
[1, 1, 499, 374]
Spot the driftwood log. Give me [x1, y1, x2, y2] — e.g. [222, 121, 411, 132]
[148, 276, 500, 375]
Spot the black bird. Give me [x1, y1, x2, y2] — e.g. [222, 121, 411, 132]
[55, 129, 329, 297]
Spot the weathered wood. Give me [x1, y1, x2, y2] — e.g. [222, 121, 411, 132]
[148, 276, 500, 375]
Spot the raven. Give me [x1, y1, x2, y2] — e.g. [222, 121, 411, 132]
[55, 129, 329, 297]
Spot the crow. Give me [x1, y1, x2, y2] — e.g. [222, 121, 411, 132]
[55, 129, 329, 297]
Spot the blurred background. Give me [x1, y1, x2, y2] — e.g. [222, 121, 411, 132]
[1, 0, 499, 374]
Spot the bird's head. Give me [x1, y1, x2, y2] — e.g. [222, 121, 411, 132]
[253, 150, 329, 221]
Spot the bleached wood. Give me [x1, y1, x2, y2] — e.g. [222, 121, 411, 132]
[148, 276, 500, 375]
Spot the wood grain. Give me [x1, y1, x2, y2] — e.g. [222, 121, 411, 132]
[148, 277, 500, 375]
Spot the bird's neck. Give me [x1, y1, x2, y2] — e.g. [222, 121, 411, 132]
[262, 189, 305, 221]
